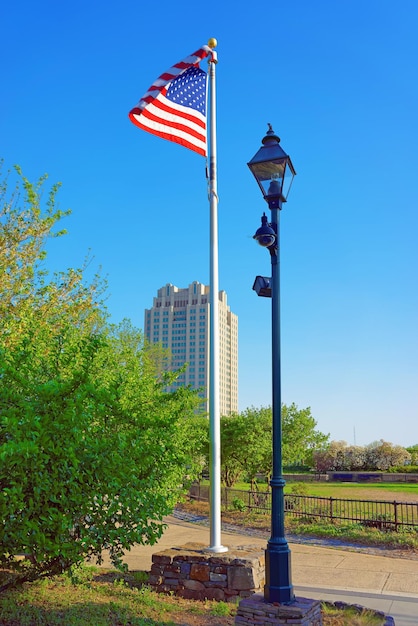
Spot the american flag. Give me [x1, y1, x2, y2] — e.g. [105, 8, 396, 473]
[129, 46, 211, 157]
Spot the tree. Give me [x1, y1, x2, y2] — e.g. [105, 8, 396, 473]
[313, 440, 411, 473]
[406, 445, 418, 465]
[281, 403, 329, 467]
[365, 440, 411, 471]
[220, 414, 246, 487]
[219, 404, 328, 486]
[0, 162, 105, 350]
[343, 445, 367, 470]
[312, 441, 344, 472]
[0, 165, 203, 589]
[238, 407, 272, 482]
[220, 407, 271, 487]
[313, 441, 367, 472]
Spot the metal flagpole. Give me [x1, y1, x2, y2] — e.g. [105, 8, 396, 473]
[207, 38, 227, 553]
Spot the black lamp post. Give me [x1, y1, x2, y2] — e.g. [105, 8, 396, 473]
[248, 124, 296, 605]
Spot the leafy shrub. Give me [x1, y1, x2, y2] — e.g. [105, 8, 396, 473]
[283, 464, 312, 473]
[211, 601, 234, 616]
[289, 482, 309, 496]
[232, 497, 246, 512]
[388, 465, 418, 474]
[65, 564, 97, 586]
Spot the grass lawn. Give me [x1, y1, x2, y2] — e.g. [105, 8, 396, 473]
[0, 566, 387, 625]
[285, 481, 418, 501]
[218, 480, 418, 502]
[0, 568, 234, 625]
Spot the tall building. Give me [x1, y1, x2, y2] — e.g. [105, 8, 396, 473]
[144, 281, 238, 415]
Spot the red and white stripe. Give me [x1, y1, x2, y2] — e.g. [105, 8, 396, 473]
[134, 46, 211, 111]
[129, 46, 211, 156]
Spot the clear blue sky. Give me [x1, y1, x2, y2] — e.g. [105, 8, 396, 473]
[2, 1, 417, 447]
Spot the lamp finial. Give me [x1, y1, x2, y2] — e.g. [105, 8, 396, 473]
[262, 125, 281, 145]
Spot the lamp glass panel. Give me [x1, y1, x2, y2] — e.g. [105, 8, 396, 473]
[249, 159, 286, 197]
[250, 159, 286, 183]
[282, 162, 295, 199]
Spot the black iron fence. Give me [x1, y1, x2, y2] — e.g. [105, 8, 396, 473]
[188, 484, 418, 531]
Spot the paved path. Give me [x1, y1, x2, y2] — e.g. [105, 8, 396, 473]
[99, 515, 418, 625]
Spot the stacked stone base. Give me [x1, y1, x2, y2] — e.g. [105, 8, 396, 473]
[235, 594, 323, 626]
[149, 542, 264, 602]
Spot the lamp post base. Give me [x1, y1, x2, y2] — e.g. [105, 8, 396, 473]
[264, 542, 295, 604]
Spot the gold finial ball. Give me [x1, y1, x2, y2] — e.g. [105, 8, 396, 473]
[208, 37, 217, 49]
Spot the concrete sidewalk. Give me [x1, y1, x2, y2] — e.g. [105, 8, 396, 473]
[100, 515, 418, 625]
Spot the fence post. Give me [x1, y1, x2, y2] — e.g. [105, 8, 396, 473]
[394, 500, 398, 532]
[330, 497, 334, 523]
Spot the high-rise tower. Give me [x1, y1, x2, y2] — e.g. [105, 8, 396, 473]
[144, 281, 238, 415]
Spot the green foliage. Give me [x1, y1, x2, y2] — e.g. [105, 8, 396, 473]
[0, 320, 202, 589]
[219, 404, 328, 487]
[220, 407, 271, 487]
[210, 601, 235, 616]
[406, 445, 418, 465]
[289, 482, 309, 496]
[0, 162, 106, 348]
[130, 570, 149, 585]
[231, 497, 246, 512]
[66, 564, 97, 586]
[388, 465, 418, 473]
[321, 602, 385, 625]
[281, 403, 329, 466]
[0, 164, 203, 589]
[283, 464, 312, 473]
[0, 570, 212, 625]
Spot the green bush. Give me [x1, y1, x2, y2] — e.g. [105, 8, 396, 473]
[289, 482, 309, 496]
[232, 497, 246, 512]
[388, 465, 418, 473]
[0, 166, 205, 590]
[283, 465, 312, 473]
[66, 564, 97, 586]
